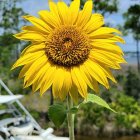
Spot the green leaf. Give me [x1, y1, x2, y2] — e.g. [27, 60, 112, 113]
[70, 107, 78, 114]
[48, 104, 67, 127]
[84, 94, 116, 113]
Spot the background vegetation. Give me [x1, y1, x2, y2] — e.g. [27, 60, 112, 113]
[0, 0, 140, 139]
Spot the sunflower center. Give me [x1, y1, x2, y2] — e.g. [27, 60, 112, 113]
[62, 37, 72, 52]
[45, 26, 91, 67]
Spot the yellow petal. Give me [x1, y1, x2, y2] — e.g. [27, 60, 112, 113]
[38, 10, 60, 27]
[99, 66, 117, 83]
[22, 26, 47, 34]
[12, 51, 45, 69]
[18, 63, 31, 78]
[23, 15, 52, 33]
[21, 43, 46, 56]
[83, 13, 104, 33]
[92, 50, 126, 63]
[24, 55, 48, 87]
[76, 0, 93, 27]
[40, 65, 56, 95]
[69, 0, 80, 25]
[69, 84, 79, 104]
[24, 63, 46, 88]
[49, 0, 59, 15]
[84, 60, 109, 89]
[79, 66, 94, 90]
[93, 36, 125, 44]
[52, 67, 65, 99]
[91, 42, 123, 54]
[71, 67, 87, 98]
[80, 65, 99, 93]
[96, 50, 126, 63]
[48, 0, 62, 24]
[90, 34, 115, 39]
[32, 62, 51, 92]
[57, 1, 69, 25]
[59, 69, 72, 100]
[89, 27, 122, 37]
[14, 31, 46, 41]
[89, 51, 121, 69]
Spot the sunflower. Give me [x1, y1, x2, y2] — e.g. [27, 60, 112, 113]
[12, 0, 126, 102]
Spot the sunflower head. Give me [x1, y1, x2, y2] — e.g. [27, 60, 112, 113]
[12, 0, 126, 102]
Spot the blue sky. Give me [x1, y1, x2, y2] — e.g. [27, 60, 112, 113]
[17, 0, 140, 52]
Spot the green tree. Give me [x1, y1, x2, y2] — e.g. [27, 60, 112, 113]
[124, 68, 140, 99]
[80, 0, 118, 16]
[0, 0, 27, 69]
[123, 5, 140, 72]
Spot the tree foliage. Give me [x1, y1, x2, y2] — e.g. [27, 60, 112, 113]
[0, 0, 27, 69]
[124, 68, 140, 99]
[80, 0, 118, 16]
[123, 4, 140, 72]
[123, 4, 140, 40]
[0, 1, 25, 33]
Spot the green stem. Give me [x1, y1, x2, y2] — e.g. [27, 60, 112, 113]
[67, 95, 75, 140]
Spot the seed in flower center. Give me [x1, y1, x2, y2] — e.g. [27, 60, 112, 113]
[63, 38, 73, 52]
[45, 26, 91, 67]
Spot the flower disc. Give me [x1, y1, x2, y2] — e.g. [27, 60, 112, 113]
[46, 25, 91, 67]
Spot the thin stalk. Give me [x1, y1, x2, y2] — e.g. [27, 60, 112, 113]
[136, 39, 140, 72]
[67, 95, 75, 140]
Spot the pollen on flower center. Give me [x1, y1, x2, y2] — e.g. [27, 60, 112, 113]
[45, 25, 91, 67]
